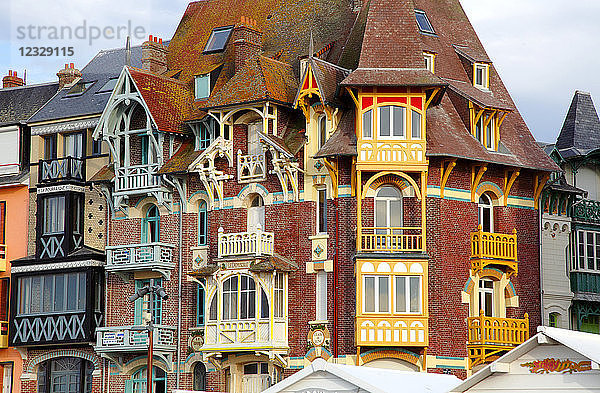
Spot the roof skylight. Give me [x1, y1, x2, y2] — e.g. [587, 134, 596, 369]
[204, 26, 233, 53]
[96, 78, 118, 94]
[415, 10, 435, 34]
[65, 81, 95, 96]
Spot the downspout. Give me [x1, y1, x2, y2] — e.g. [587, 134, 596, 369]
[334, 189, 339, 358]
[539, 194, 544, 327]
[176, 200, 183, 388]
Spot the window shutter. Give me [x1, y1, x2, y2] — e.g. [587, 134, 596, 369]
[124, 379, 133, 393]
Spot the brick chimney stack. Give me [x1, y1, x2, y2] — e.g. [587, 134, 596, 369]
[57, 63, 82, 89]
[233, 17, 262, 73]
[142, 35, 168, 74]
[3, 70, 25, 89]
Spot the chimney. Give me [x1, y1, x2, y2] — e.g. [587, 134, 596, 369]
[57, 63, 82, 89]
[142, 35, 168, 74]
[3, 70, 25, 88]
[233, 17, 262, 73]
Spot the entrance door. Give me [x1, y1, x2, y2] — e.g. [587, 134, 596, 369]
[478, 279, 494, 317]
[50, 358, 81, 393]
[478, 194, 493, 232]
[247, 195, 265, 232]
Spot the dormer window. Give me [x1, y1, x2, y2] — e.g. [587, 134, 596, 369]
[472, 109, 498, 151]
[474, 63, 489, 89]
[415, 10, 435, 34]
[424, 52, 435, 73]
[204, 26, 233, 53]
[194, 74, 210, 100]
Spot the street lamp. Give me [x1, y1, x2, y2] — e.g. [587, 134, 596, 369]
[128, 279, 169, 393]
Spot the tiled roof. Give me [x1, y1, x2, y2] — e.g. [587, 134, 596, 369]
[128, 67, 194, 134]
[28, 45, 143, 124]
[443, 78, 513, 111]
[89, 164, 115, 183]
[158, 140, 201, 174]
[342, 68, 445, 87]
[0, 82, 59, 126]
[315, 111, 357, 158]
[555, 91, 600, 155]
[199, 56, 298, 109]
[452, 44, 491, 64]
[309, 58, 350, 107]
[249, 254, 298, 272]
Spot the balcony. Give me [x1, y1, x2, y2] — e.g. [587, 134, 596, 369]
[572, 199, 600, 223]
[218, 227, 274, 258]
[358, 227, 424, 253]
[95, 325, 176, 354]
[0, 244, 5, 272]
[356, 316, 428, 347]
[38, 157, 86, 184]
[11, 310, 100, 346]
[202, 318, 287, 353]
[0, 320, 8, 349]
[470, 228, 518, 277]
[238, 151, 266, 182]
[106, 243, 175, 278]
[467, 312, 529, 368]
[571, 271, 600, 294]
[115, 163, 161, 194]
[356, 139, 427, 171]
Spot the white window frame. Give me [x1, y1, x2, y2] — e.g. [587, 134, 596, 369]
[274, 273, 285, 319]
[362, 109, 373, 139]
[575, 230, 600, 272]
[363, 275, 390, 313]
[393, 275, 422, 314]
[315, 271, 328, 321]
[317, 114, 327, 149]
[376, 105, 406, 139]
[316, 186, 327, 234]
[474, 63, 489, 89]
[375, 186, 403, 230]
[478, 279, 495, 317]
[423, 52, 435, 73]
[194, 74, 210, 100]
[478, 193, 494, 233]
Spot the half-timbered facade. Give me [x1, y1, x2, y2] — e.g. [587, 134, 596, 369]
[87, 0, 558, 392]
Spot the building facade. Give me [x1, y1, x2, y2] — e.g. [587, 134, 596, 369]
[0, 71, 58, 393]
[87, 0, 557, 392]
[541, 91, 600, 334]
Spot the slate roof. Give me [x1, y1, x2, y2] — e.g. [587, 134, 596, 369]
[545, 175, 585, 196]
[0, 82, 59, 126]
[28, 45, 143, 124]
[555, 91, 600, 157]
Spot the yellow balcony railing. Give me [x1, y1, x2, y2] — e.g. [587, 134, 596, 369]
[0, 244, 6, 272]
[357, 139, 427, 170]
[359, 227, 424, 253]
[470, 227, 517, 276]
[0, 320, 8, 349]
[467, 311, 529, 368]
[356, 316, 428, 347]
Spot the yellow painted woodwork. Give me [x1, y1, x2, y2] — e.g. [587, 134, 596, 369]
[467, 311, 529, 368]
[471, 226, 518, 277]
[356, 316, 428, 347]
[295, 65, 322, 118]
[533, 174, 550, 209]
[503, 169, 520, 206]
[0, 244, 5, 272]
[471, 164, 488, 202]
[0, 321, 7, 349]
[322, 158, 339, 198]
[440, 159, 457, 199]
[346, 87, 359, 108]
[359, 227, 424, 253]
[424, 87, 440, 110]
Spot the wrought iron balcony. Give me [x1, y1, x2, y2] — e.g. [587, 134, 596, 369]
[95, 325, 177, 354]
[202, 317, 287, 353]
[471, 227, 518, 276]
[115, 163, 161, 194]
[0, 320, 8, 349]
[218, 227, 274, 258]
[357, 139, 427, 170]
[358, 227, 424, 253]
[572, 199, 600, 223]
[0, 244, 5, 272]
[467, 311, 529, 368]
[237, 150, 266, 182]
[38, 157, 86, 184]
[356, 316, 428, 347]
[106, 243, 175, 277]
[571, 271, 600, 294]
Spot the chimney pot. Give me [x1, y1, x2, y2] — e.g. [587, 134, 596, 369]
[142, 35, 168, 74]
[57, 63, 81, 89]
[3, 69, 25, 89]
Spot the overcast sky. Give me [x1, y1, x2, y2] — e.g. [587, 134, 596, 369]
[1, 0, 598, 143]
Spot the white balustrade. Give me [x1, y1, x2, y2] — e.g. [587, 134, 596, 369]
[95, 325, 176, 352]
[115, 163, 160, 193]
[237, 150, 266, 182]
[106, 243, 175, 272]
[218, 227, 274, 258]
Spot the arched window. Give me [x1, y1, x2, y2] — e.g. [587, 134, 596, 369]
[247, 194, 265, 231]
[478, 193, 494, 233]
[141, 205, 160, 243]
[317, 114, 327, 149]
[127, 367, 166, 393]
[478, 279, 494, 317]
[221, 275, 268, 321]
[549, 312, 560, 328]
[375, 186, 403, 231]
[248, 121, 263, 155]
[37, 357, 94, 393]
[193, 363, 207, 391]
[198, 200, 208, 246]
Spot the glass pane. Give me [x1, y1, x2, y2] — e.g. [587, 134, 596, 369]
[78, 273, 86, 310]
[475, 118, 483, 144]
[486, 117, 493, 148]
[579, 231, 586, 268]
[395, 277, 406, 313]
[240, 289, 247, 319]
[364, 277, 375, 312]
[390, 200, 402, 227]
[379, 106, 390, 137]
[205, 28, 232, 52]
[195, 75, 210, 99]
[596, 233, 600, 270]
[375, 200, 387, 228]
[67, 274, 77, 310]
[209, 296, 217, 320]
[43, 275, 53, 312]
[54, 274, 64, 312]
[378, 276, 389, 312]
[409, 277, 420, 313]
[362, 110, 372, 138]
[588, 232, 595, 270]
[31, 276, 42, 313]
[319, 116, 327, 148]
[393, 107, 405, 137]
[415, 11, 434, 33]
[484, 292, 493, 317]
[261, 289, 269, 319]
[411, 110, 421, 139]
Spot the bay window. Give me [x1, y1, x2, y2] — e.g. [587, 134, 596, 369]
[362, 110, 373, 138]
[395, 276, 421, 313]
[134, 279, 163, 325]
[364, 275, 390, 313]
[42, 196, 65, 235]
[363, 274, 423, 315]
[575, 230, 600, 271]
[221, 275, 270, 321]
[377, 105, 405, 138]
[17, 273, 86, 315]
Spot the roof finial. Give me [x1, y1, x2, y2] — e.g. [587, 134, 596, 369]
[309, 30, 314, 59]
[126, 36, 131, 66]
